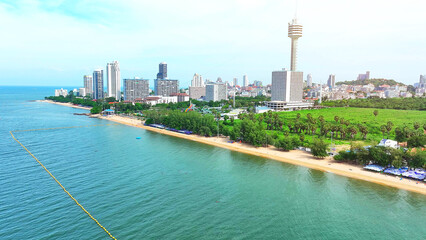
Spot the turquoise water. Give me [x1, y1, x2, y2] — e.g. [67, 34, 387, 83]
[1, 86, 425, 239]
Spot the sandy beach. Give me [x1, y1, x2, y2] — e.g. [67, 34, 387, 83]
[99, 115, 426, 195]
[40, 100, 92, 110]
[40, 101, 426, 195]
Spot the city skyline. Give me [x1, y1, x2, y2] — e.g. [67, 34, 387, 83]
[0, 0, 425, 87]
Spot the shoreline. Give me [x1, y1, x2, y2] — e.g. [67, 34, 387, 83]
[41, 100, 426, 195]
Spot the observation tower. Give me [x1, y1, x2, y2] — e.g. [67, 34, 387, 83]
[288, 18, 303, 71]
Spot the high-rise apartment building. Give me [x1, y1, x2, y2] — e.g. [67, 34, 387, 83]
[327, 74, 335, 89]
[155, 79, 179, 96]
[233, 78, 238, 86]
[271, 70, 303, 102]
[124, 78, 149, 102]
[357, 71, 370, 81]
[156, 62, 167, 80]
[205, 83, 227, 102]
[307, 74, 312, 87]
[189, 73, 206, 99]
[288, 18, 303, 71]
[419, 75, 426, 88]
[83, 75, 93, 97]
[107, 61, 121, 100]
[243, 75, 249, 87]
[191, 73, 204, 87]
[93, 69, 104, 99]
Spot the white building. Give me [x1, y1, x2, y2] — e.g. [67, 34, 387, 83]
[106, 61, 121, 100]
[205, 83, 227, 102]
[270, 70, 303, 102]
[54, 88, 68, 97]
[243, 75, 249, 87]
[191, 73, 204, 87]
[79, 88, 86, 97]
[83, 75, 93, 97]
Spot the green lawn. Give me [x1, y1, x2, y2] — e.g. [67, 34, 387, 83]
[255, 107, 426, 146]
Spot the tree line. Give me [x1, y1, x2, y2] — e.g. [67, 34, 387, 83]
[322, 98, 426, 110]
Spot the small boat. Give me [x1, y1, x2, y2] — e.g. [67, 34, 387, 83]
[136, 137, 141, 139]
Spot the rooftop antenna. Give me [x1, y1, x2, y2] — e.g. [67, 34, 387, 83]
[295, 0, 298, 19]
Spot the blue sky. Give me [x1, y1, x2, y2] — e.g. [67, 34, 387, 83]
[0, 0, 425, 87]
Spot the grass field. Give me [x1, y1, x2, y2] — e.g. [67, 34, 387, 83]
[266, 107, 426, 146]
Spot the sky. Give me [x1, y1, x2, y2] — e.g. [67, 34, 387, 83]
[0, 0, 425, 87]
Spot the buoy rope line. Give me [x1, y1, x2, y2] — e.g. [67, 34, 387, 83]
[10, 124, 117, 239]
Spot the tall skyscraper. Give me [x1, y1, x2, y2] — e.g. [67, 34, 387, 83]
[156, 62, 167, 79]
[93, 69, 104, 99]
[124, 78, 149, 102]
[243, 75, 249, 87]
[233, 77, 238, 86]
[307, 74, 312, 87]
[288, 18, 303, 71]
[107, 61, 121, 100]
[271, 71, 303, 102]
[327, 74, 335, 89]
[83, 75, 93, 97]
[155, 79, 179, 96]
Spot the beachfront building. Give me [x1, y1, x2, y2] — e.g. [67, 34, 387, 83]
[93, 69, 104, 99]
[124, 78, 149, 102]
[205, 82, 227, 102]
[264, 16, 313, 111]
[78, 88, 86, 97]
[83, 75, 93, 97]
[106, 61, 121, 100]
[154, 79, 179, 96]
[54, 88, 68, 97]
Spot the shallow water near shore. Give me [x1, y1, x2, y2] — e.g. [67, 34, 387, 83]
[1, 86, 425, 239]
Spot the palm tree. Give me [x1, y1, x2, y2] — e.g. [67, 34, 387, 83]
[373, 110, 378, 119]
[386, 121, 394, 138]
[414, 122, 420, 130]
[334, 116, 339, 123]
[380, 125, 387, 139]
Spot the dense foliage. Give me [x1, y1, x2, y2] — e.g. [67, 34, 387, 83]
[334, 144, 426, 169]
[144, 110, 218, 137]
[322, 98, 426, 110]
[335, 78, 404, 87]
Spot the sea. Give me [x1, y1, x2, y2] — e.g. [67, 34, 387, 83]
[0, 86, 425, 240]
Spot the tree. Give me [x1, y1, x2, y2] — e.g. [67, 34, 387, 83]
[380, 125, 387, 139]
[413, 122, 420, 130]
[90, 105, 102, 114]
[386, 121, 394, 138]
[299, 134, 305, 143]
[373, 110, 378, 119]
[334, 116, 339, 123]
[311, 138, 329, 158]
[296, 113, 301, 119]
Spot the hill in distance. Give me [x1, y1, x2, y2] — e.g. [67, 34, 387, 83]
[336, 78, 405, 87]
